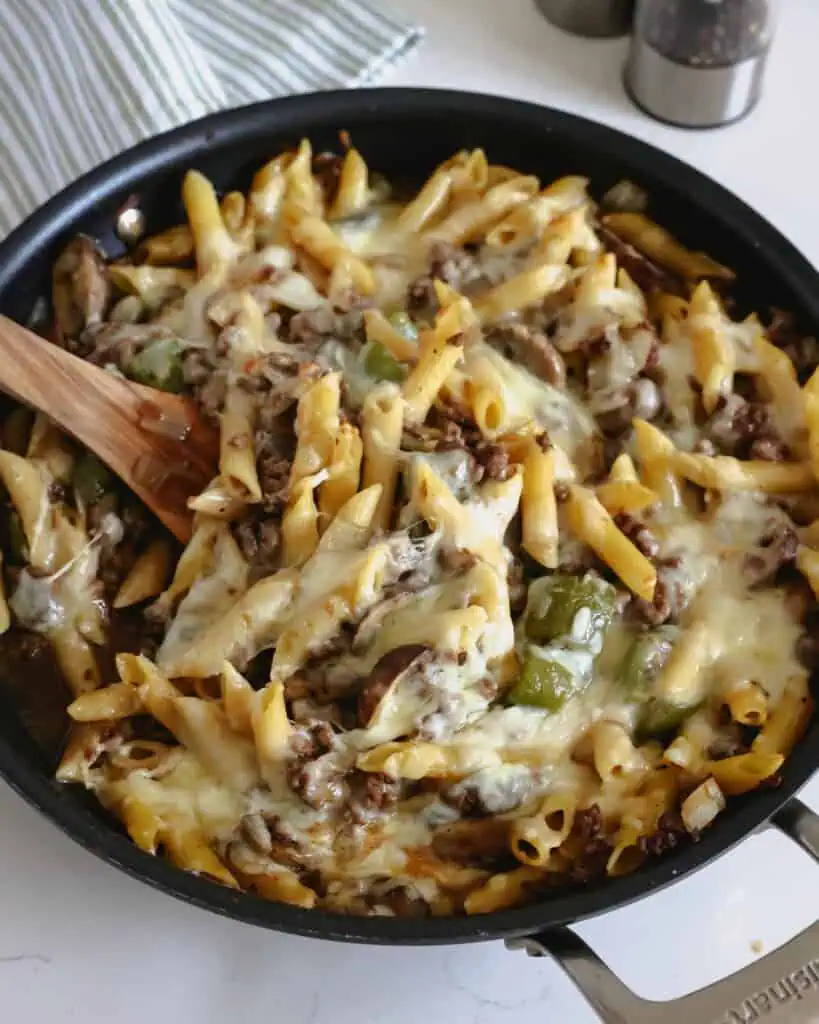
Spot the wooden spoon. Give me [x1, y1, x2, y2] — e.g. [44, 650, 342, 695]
[0, 314, 219, 543]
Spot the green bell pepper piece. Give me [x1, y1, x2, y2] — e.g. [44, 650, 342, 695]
[362, 340, 406, 383]
[636, 699, 696, 742]
[525, 573, 617, 648]
[126, 337, 185, 393]
[507, 650, 579, 713]
[73, 453, 113, 506]
[387, 311, 419, 344]
[620, 627, 677, 701]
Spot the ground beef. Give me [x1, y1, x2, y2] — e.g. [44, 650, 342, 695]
[748, 436, 789, 461]
[348, 770, 401, 820]
[239, 352, 300, 391]
[567, 838, 612, 884]
[406, 241, 482, 317]
[707, 394, 788, 460]
[428, 241, 481, 290]
[768, 310, 819, 383]
[744, 521, 798, 585]
[407, 276, 438, 316]
[435, 546, 479, 580]
[472, 441, 511, 482]
[641, 811, 687, 858]
[630, 557, 687, 626]
[286, 756, 345, 810]
[485, 322, 566, 385]
[574, 804, 604, 842]
[439, 782, 484, 817]
[426, 404, 482, 451]
[286, 307, 339, 350]
[290, 719, 336, 759]
[614, 512, 660, 559]
[255, 430, 293, 511]
[238, 354, 304, 425]
[233, 513, 280, 576]
[286, 306, 365, 352]
[599, 224, 680, 295]
[183, 349, 227, 420]
[81, 322, 169, 369]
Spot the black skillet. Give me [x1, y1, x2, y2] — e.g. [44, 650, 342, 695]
[0, 90, 816, 1023]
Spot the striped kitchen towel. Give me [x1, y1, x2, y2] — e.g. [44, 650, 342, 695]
[0, 0, 422, 237]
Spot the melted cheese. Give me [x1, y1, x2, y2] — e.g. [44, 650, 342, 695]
[466, 341, 598, 462]
[111, 753, 246, 842]
[158, 531, 248, 668]
[687, 576, 803, 705]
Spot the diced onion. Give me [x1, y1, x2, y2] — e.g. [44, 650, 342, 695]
[681, 777, 725, 834]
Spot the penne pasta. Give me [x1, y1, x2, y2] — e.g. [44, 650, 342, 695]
[687, 281, 735, 415]
[219, 382, 262, 502]
[68, 683, 143, 722]
[510, 791, 576, 867]
[361, 386, 404, 534]
[428, 175, 539, 246]
[182, 169, 240, 274]
[472, 263, 570, 324]
[753, 676, 813, 757]
[723, 681, 768, 727]
[564, 485, 657, 600]
[113, 538, 174, 610]
[161, 570, 298, 678]
[363, 309, 419, 363]
[290, 372, 341, 487]
[329, 148, 370, 220]
[289, 216, 374, 294]
[282, 478, 321, 567]
[521, 438, 558, 568]
[319, 422, 363, 526]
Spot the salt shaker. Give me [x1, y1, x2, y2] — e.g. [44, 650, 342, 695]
[625, 0, 778, 128]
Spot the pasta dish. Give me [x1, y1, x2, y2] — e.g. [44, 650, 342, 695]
[1, 141, 816, 917]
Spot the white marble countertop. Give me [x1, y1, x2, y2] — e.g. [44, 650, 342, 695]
[2, 3, 819, 1022]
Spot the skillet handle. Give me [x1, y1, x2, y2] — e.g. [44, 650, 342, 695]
[506, 798, 819, 1024]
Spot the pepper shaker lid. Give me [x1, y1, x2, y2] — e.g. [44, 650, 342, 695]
[533, 0, 635, 38]
[625, 0, 777, 128]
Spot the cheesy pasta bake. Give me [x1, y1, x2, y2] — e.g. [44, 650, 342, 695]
[1, 141, 816, 917]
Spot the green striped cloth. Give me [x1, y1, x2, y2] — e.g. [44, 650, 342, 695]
[0, 0, 422, 237]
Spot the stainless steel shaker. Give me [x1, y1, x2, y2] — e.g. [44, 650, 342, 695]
[625, 0, 779, 128]
[533, 0, 635, 38]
